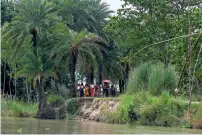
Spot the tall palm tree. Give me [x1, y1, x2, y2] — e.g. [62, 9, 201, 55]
[57, 0, 114, 37]
[15, 48, 57, 116]
[2, 0, 58, 52]
[48, 23, 105, 97]
[86, 0, 114, 37]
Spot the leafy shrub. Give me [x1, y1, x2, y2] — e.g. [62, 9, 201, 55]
[47, 94, 65, 107]
[136, 92, 188, 126]
[59, 84, 70, 99]
[104, 94, 135, 124]
[66, 99, 79, 115]
[50, 80, 70, 99]
[193, 103, 202, 122]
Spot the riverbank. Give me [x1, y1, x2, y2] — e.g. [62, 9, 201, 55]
[1, 93, 202, 129]
[75, 93, 202, 129]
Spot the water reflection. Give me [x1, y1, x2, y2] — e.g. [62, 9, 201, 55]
[1, 117, 202, 134]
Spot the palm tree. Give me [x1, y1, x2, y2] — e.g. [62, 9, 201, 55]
[57, 0, 114, 37]
[103, 48, 124, 80]
[15, 48, 57, 116]
[2, 0, 58, 52]
[49, 23, 105, 97]
[86, 0, 114, 37]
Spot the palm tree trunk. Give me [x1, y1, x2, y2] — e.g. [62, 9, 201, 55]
[90, 65, 94, 84]
[3, 63, 6, 98]
[30, 83, 32, 102]
[9, 69, 12, 98]
[26, 78, 30, 104]
[14, 66, 17, 98]
[125, 63, 130, 87]
[55, 71, 61, 94]
[35, 80, 56, 119]
[119, 80, 125, 94]
[32, 29, 37, 48]
[87, 64, 94, 84]
[36, 81, 47, 110]
[98, 63, 103, 85]
[69, 55, 77, 97]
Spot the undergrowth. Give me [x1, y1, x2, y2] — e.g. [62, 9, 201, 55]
[103, 91, 201, 128]
[1, 98, 38, 117]
[47, 94, 65, 107]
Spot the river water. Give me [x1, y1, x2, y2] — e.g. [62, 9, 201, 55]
[1, 117, 202, 134]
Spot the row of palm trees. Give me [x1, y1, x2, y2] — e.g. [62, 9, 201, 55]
[2, 0, 125, 117]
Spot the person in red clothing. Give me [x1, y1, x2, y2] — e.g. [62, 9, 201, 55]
[90, 84, 95, 97]
[95, 83, 100, 97]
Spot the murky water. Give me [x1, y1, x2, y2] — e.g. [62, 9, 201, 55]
[1, 117, 202, 134]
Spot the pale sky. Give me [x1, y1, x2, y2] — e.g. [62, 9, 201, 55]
[102, 0, 124, 14]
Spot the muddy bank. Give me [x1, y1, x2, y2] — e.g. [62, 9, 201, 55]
[55, 97, 119, 121]
[61, 97, 202, 129]
[78, 98, 120, 122]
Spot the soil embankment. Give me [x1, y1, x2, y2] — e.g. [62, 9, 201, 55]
[55, 97, 119, 121]
[79, 98, 119, 122]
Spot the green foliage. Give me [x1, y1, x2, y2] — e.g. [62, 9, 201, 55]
[47, 94, 65, 108]
[104, 91, 196, 127]
[15, 48, 58, 88]
[49, 80, 70, 99]
[104, 94, 135, 124]
[127, 63, 177, 95]
[105, 0, 202, 94]
[1, 99, 38, 117]
[127, 62, 151, 93]
[193, 103, 202, 121]
[66, 99, 79, 115]
[136, 92, 188, 126]
[57, 0, 113, 37]
[148, 64, 177, 95]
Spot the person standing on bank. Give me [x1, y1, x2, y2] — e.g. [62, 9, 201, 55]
[80, 83, 84, 97]
[110, 85, 116, 97]
[103, 82, 107, 97]
[84, 83, 89, 97]
[90, 84, 95, 97]
[103, 82, 109, 97]
[77, 84, 80, 97]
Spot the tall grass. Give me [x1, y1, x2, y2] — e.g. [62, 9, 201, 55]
[127, 63, 151, 93]
[103, 91, 198, 127]
[148, 64, 177, 95]
[136, 92, 188, 126]
[127, 62, 177, 95]
[1, 99, 38, 117]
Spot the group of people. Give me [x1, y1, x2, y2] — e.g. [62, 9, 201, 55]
[77, 82, 116, 97]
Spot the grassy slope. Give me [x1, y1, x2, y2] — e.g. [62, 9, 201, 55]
[1, 99, 38, 117]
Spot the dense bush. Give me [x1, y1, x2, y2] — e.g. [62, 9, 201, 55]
[66, 98, 79, 115]
[104, 91, 196, 127]
[47, 94, 65, 108]
[1, 99, 37, 117]
[127, 63, 177, 95]
[136, 92, 188, 126]
[192, 103, 202, 129]
[104, 94, 135, 124]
